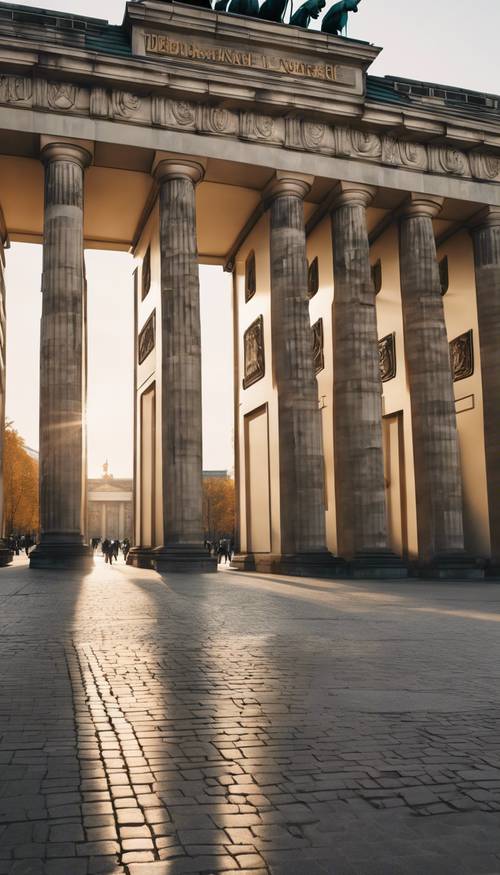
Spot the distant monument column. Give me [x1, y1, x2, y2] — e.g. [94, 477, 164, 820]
[331, 182, 406, 577]
[399, 193, 480, 577]
[30, 140, 93, 570]
[152, 157, 216, 573]
[471, 207, 500, 573]
[266, 171, 342, 576]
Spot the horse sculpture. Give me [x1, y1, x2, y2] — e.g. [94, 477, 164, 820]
[290, 0, 325, 28]
[228, 0, 260, 14]
[321, 0, 361, 35]
[258, 0, 288, 22]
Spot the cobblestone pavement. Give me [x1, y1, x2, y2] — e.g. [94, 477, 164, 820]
[1, 558, 500, 874]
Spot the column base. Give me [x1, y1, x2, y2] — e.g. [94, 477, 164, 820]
[126, 547, 155, 569]
[150, 545, 217, 574]
[349, 550, 409, 579]
[231, 552, 347, 579]
[485, 561, 500, 579]
[0, 541, 13, 567]
[29, 542, 93, 571]
[417, 552, 485, 580]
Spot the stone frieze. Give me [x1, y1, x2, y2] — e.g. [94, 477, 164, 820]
[1, 73, 499, 185]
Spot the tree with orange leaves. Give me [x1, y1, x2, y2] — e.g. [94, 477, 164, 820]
[203, 476, 235, 542]
[4, 424, 39, 535]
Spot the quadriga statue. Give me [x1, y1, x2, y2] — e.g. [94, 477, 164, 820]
[258, 0, 288, 22]
[290, 0, 325, 28]
[321, 0, 361, 34]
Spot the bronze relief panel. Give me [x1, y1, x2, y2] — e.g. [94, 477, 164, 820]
[308, 257, 319, 299]
[450, 329, 474, 381]
[379, 332, 396, 382]
[243, 315, 265, 389]
[312, 318, 324, 374]
[245, 250, 256, 302]
[138, 311, 156, 365]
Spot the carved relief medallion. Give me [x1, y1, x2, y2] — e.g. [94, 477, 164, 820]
[138, 311, 156, 365]
[111, 91, 141, 119]
[243, 316, 265, 389]
[450, 329, 474, 381]
[379, 332, 396, 383]
[47, 82, 76, 110]
[312, 318, 324, 374]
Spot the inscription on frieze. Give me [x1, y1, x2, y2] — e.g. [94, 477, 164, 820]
[379, 332, 396, 383]
[144, 32, 338, 81]
[243, 316, 265, 389]
[450, 329, 474, 382]
[138, 311, 156, 365]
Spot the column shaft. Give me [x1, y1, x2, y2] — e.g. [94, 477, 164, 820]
[30, 142, 92, 569]
[399, 195, 467, 567]
[472, 212, 500, 567]
[332, 185, 391, 563]
[267, 172, 335, 573]
[154, 159, 216, 572]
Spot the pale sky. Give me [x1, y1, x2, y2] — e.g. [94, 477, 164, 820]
[4, 0, 499, 477]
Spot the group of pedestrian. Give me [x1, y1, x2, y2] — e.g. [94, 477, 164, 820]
[99, 537, 130, 564]
[205, 537, 234, 565]
[8, 534, 35, 556]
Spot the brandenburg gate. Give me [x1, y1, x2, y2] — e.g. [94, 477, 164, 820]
[0, 0, 498, 578]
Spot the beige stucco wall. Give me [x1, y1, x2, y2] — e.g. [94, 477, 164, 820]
[372, 224, 418, 558]
[439, 231, 490, 557]
[134, 202, 163, 548]
[234, 211, 282, 555]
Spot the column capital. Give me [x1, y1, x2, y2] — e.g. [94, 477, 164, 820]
[330, 181, 376, 210]
[40, 137, 93, 168]
[263, 171, 314, 204]
[400, 192, 444, 220]
[153, 153, 207, 185]
[469, 205, 500, 232]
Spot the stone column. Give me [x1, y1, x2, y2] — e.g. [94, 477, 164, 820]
[471, 208, 500, 573]
[266, 171, 341, 576]
[0, 243, 12, 565]
[399, 193, 479, 577]
[331, 182, 406, 577]
[153, 157, 216, 573]
[30, 141, 92, 570]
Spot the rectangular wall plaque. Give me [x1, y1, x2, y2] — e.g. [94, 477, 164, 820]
[243, 315, 265, 389]
[450, 329, 474, 382]
[138, 311, 156, 365]
[379, 332, 396, 382]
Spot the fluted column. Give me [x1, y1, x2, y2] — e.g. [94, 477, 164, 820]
[399, 193, 478, 577]
[331, 182, 406, 577]
[471, 208, 500, 571]
[30, 141, 93, 570]
[153, 158, 216, 573]
[266, 171, 340, 576]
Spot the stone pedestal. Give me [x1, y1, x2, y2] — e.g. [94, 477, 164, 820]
[399, 194, 481, 579]
[471, 209, 500, 578]
[239, 171, 343, 578]
[30, 142, 93, 571]
[331, 183, 407, 578]
[153, 157, 217, 574]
